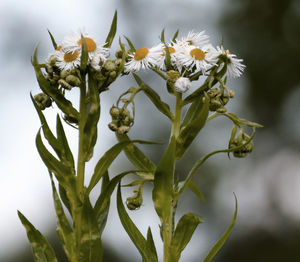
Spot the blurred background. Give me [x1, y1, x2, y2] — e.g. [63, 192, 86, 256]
[1, 0, 300, 261]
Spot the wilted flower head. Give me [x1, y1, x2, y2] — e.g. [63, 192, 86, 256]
[174, 77, 191, 93]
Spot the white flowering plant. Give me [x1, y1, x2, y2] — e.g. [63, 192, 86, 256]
[18, 11, 262, 262]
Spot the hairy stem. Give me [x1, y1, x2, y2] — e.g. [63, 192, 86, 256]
[75, 73, 87, 257]
[163, 92, 182, 262]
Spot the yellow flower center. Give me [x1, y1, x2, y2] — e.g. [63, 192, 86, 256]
[134, 48, 149, 61]
[64, 50, 79, 62]
[56, 45, 62, 51]
[166, 46, 175, 54]
[77, 37, 97, 52]
[190, 48, 205, 60]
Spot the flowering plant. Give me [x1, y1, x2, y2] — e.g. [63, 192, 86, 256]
[18, 11, 262, 262]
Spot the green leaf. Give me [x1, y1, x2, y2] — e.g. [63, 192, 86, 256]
[94, 170, 140, 219]
[80, 34, 89, 73]
[30, 94, 62, 160]
[79, 196, 103, 262]
[176, 93, 210, 159]
[50, 174, 76, 260]
[56, 115, 75, 167]
[133, 73, 173, 120]
[117, 184, 158, 262]
[104, 10, 117, 48]
[172, 29, 179, 43]
[170, 213, 204, 261]
[124, 35, 136, 52]
[47, 30, 58, 50]
[187, 180, 206, 202]
[36, 130, 74, 188]
[87, 140, 160, 193]
[82, 71, 101, 161]
[18, 211, 58, 262]
[98, 171, 110, 235]
[203, 194, 238, 262]
[152, 137, 176, 221]
[59, 184, 72, 215]
[116, 133, 156, 175]
[146, 227, 158, 261]
[31, 47, 79, 120]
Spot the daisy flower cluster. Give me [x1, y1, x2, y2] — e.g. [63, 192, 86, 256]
[47, 30, 110, 72]
[124, 30, 245, 93]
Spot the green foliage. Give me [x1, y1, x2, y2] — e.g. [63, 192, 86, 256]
[104, 10, 117, 48]
[133, 73, 174, 120]
[203, 194, 238, 262]
[50, 175, 76, 261]
[176, 93, 210, 159]
[117, 185, 158, 262]
[152, 137, 176, 222]
[170, 213, 204, 261]
[18, 211, 58, 262]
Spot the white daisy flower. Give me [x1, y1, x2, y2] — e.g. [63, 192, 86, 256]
[174, 77, 191, 93]
[177, 31, 209, 47]
[124, 43, 164, 72]
[90, 48, 110, 71]
[56, 49, 81, 71]
[177, 44, 218, 74]
[216, 46, 246, 78]
[158, 43, 185, 70]
[61, 31, 107, 60]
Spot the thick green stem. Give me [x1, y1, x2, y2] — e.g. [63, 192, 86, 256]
[75, 74, 87, 258]
[163, 92, 182, 262]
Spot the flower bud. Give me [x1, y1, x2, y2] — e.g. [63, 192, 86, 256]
[104, 60, 117, 71]
[66, 75, 81, 87]
[174, 77, 191, 93]
[115, 48, 125, 59]
[58, 79, 72, 90]
[110, 106, 120, 118]
[60, 70, 69, 79]
[126, 186, 143, 210]
[34, 93, 52, 110]
[117, 125, 130, 134]
[216, 107, 227, 113]
[108, 121, 119, 131]
[209, 98, 222, 111]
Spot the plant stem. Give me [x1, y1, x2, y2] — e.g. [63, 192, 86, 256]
[75, 73, 87, 257]
[163, 92, 182, 262]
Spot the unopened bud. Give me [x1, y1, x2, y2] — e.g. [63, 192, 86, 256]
[117, 125, 130, 134]
[34, 93, 52, 110]
[104, 60, 117, 71]
[66, 75, 81, 87]
[58, 79, 72, 90]
[216, 107, 227, 113]
[108, 121, 119, 131]
[110, 106, 120, 118]
[126, 186, 143, 210]
[115, 48, 125, 59]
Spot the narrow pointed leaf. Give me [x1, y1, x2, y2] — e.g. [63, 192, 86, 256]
[176, 93, 209, 159]
[124, 35, 136, 52]
[47, 30, 58, 50]
[187, 181, 206, 202]
[18, 211, 58, 262]
[104, 10, 117, 48]
[50, 175, 75, 260]
[133, 73, 173, 120]
[98, 171, 110, 234]
[59, 184, 72, 215]
[56, 115, 75, 167]
[88, 139, 160, 193]
[94, 170, 140, 219]
[203, 194, 238, 262]
[160, 28, 165, 43]
[79, 196, 103, 262]
[172, 29, 179, 42]
[117, 185, 158, 262]
[170, 213, 204, 261]
[31, 47, 79, 120]
[36, 130, 73, 188]
[83, 71, 100, 161]
[152, 137, 176, 221]
[80, 35, 89, 72]
[116, 133, 156, 173]
[146, 227, 158, 261]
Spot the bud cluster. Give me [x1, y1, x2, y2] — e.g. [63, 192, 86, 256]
[108, 106, 134, 134]
[229, 130, 254, 158]
[207, 87, 235, 113]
